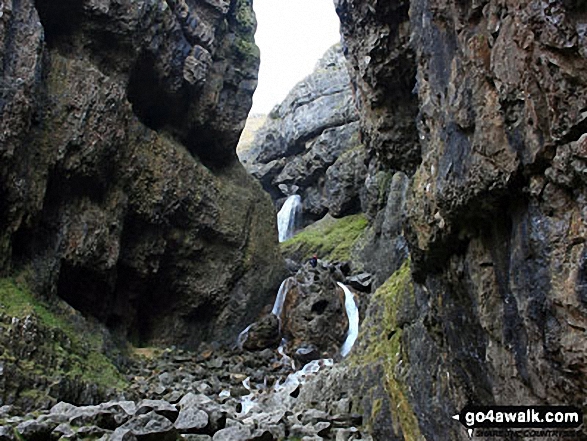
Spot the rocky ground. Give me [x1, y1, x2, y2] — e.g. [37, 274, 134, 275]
[0, 345, 371, 441]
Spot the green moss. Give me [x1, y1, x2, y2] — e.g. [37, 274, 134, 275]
[233, 0, 256, 34]
[234, 37, 260, 60]
[0, 278, 128, 399]
[280, 214, 368, 262]
[370, 397, 383, 425]
[351, 261, 423, 441]
[377, 171, 395, 206]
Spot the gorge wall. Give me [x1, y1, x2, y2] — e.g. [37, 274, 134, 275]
[327, 0, 587, 439]
[0, 0, 285, 348]
[240, 45, 366, 222]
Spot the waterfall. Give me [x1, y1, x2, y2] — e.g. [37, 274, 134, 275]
[337, 282, 359, 357]
[236, 323, 254, 350]
[271, 277, 295, 320]
[277, 195, 302, 242]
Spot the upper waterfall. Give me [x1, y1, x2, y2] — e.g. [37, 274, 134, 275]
[277, 195, 302, 242]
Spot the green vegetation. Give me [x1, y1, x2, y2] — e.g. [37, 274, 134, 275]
[0, 278, 127, 407]
[281, 213, 368, 262]
[233, 0, 256, 34]
[234, 36, 260, 62]
[351, 261, 424, 441]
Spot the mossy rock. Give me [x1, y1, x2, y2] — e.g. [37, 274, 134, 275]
[280, 213, 368, 263]
[0, 277, 128, 411]
[350, 261, 424, 441]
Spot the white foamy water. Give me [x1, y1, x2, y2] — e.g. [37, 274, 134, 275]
[273, 358, 333, 395]
[236, 323, 253, 349]
[277, 195, 302, 242]
[271, 277, 295, 321]
[337, 282, 359, 357]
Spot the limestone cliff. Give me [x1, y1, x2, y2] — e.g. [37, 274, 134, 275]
[333, 0, 587, 439]
[0, 0, 285, 348]
[240, 45, 366, 222]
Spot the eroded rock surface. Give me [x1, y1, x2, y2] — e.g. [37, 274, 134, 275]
[0, 0, 285, 348]
[240, 45, 366, 221]
[334, 0, 587, 439]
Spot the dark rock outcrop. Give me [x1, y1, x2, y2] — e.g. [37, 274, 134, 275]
[240, 45, 367, 221]
[334, 0, 587, 439]
[278, 263, 351, 359]
[0, 0, 285, 348]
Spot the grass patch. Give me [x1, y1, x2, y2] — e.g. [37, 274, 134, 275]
[132, 346, 163, 360]
[280, 213, 368, 262]
[0, 278, 128, 405]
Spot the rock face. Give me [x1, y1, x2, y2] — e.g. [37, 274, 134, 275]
[240, 45, 367, 221]
[0, 0, 285, 348]
[334, 0, 587, 439]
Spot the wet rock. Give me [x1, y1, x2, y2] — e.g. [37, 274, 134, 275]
[336, 0, 587, 439]
[294, 345, 320, 364]
[344, 274, 372, 293]
[241, 314, 281, 351]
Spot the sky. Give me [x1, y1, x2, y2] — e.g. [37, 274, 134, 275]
[250, 0, 342, 115]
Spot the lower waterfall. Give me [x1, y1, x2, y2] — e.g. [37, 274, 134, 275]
[337, 282, 359, 357]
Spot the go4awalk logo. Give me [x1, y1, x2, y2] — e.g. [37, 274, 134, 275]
[452, 405, 583, 438]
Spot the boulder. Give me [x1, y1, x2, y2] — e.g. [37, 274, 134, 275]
[0, 427, 14, 441]
[111, 428, 139, 441]
[15, 420, 52, 441]
[119, 411, 178, 441]
[240, 314, 281, 351]
[212, 426, 252, 441]
[174, 408, 209, 433]
[280, 264, 349, 357]
[135, 400, 178, 422]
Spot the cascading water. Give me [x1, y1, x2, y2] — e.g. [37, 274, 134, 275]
[277, 195, 302, 242]
[271, 277, 295, 323]
[236, 277, 360, 417]
[337, 282, 359, 357]
[236, 323, 253, 350]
